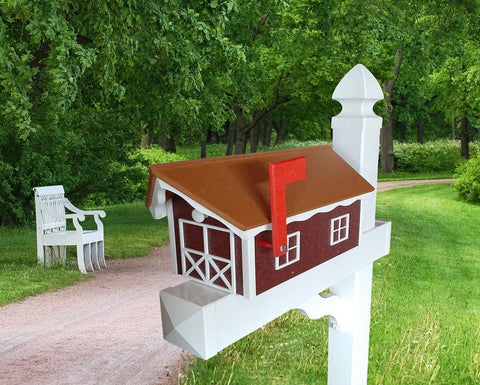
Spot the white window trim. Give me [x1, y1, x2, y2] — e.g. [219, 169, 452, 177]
[275, 231, 301, 270]
[330, 213, 350, 245]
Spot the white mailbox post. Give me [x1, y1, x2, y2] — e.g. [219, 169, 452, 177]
[147, 64, 391, 385]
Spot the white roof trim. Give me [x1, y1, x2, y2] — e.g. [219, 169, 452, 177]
[149, 177, 375, 240]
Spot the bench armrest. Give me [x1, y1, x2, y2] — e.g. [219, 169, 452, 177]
[64, 199, 106, 217]
[64, 199, 106, 231]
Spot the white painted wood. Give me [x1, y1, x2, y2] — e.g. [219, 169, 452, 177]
[332, 63, 383, 232]
[327, 264, 373, 385]
[33, 185, 106, 273]
[241, 238, 256, 299]
[328, 64, 384, 384]
[166, 199, 178, 274]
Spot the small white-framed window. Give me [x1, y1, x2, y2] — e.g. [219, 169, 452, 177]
[275, 231, 301, 270]
[330, 213, 350, 245]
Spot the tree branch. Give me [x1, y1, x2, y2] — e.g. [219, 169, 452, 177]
[252, 13, 269, 40]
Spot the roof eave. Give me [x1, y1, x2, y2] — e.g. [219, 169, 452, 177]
[149, 176, 374, 240]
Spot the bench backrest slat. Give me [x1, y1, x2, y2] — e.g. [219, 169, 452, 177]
[34, 185, 67, 232]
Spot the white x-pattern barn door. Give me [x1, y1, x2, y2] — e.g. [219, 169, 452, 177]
[179, 219, 236, 294]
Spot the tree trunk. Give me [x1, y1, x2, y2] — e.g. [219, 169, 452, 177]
[262, 120, 273, 147]
[225, 120, 235, 155]
[234, 128, 248, 154]
[250, 122, 260, 153]
[276, 118, 286, 145]
[200, 128, 212, 158]
[159, 131, 176, 153]
[380, 49, 403, 173]
[416, 122, 424, 144]
[460, 117, 469, 159]
[380, 111, 395, 172]
[141, 132, 151, 148]
[234, 108, 248, 155]
[200, 139, 207, 159]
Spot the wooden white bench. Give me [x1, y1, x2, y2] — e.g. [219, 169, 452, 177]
[33, 185, 106, 273]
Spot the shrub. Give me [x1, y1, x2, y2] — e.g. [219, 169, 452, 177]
[82, 146, 186, 207]
[393, 139, 463, 173]
[136, 146, 187, 164]
[453, 156, 480, 203]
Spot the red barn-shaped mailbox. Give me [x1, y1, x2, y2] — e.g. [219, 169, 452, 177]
[148, 146, 372, 297]
[147, 64, 391, 385]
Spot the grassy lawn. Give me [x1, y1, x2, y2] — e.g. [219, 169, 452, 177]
[1, 180, 477, 383]
[178, 183, 480, 385]
[0, 201, 169, 305]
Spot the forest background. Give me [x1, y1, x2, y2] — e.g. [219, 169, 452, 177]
[2, 0, 480, 225]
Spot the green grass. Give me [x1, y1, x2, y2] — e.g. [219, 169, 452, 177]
[377, 170, 454, 181]
[371, 184, 480, 384]
[102, 202, 169, 258]
[0, 201, 169, 305]
[0, 225, 86, 306]
[178, 184, 480, 384]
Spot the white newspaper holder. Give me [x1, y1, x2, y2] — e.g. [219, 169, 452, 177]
[147, 64, 391, 385]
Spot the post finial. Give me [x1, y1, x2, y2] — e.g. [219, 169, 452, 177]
[332, 64, 383, 117]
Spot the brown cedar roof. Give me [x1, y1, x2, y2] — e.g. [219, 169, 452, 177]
[146, 145, 373, 231]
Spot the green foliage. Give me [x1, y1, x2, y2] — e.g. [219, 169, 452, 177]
[425, 3, 480, 127]
[177, 143, 228, 159]
[0, 1, 140, 224]
[82, 147, 187, 207]
[0, 0, 241, 224]
[393, 139, 464, 173]
[2, 0, 480, 224]
[453, 155, 480, 203]
[136, 146, 187, 165]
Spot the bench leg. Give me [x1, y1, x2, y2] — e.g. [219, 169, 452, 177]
[76, 244, 88, 274]
[98, 241, 106, 269]
[83, 243, 94, 272]
[44, 246, 66, 267]
[91, 242, 101, 270]
[37, 240, 45, 266]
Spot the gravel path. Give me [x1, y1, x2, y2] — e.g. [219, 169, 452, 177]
[377, 178, 455, 192]
[0, 247, 188, 385]
[0, 179, 455, 385]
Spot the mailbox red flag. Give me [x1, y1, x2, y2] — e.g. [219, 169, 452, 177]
[267, 156, 307, 257]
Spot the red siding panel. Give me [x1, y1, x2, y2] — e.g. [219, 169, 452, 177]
[254, 201, 361, 295]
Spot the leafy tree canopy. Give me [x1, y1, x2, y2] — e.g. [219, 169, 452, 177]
[2, 0, 480, 224]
